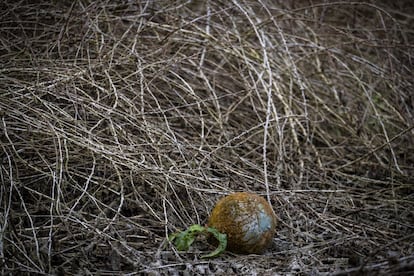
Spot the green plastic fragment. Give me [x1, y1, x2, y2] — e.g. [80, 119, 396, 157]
[201, 227, 227, 258]
[168, 224, 227, 258]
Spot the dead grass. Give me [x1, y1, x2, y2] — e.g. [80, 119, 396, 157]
[0, 0, 413, 275]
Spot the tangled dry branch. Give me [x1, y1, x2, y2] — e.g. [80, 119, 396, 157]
[0, 0, 413, 275]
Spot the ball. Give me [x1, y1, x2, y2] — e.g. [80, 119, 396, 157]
[207, 192, 277, 254]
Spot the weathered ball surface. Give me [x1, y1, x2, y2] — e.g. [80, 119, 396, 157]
[207, 192, 277, 254]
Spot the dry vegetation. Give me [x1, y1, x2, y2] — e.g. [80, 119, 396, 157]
[1, 0, 413, 275]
